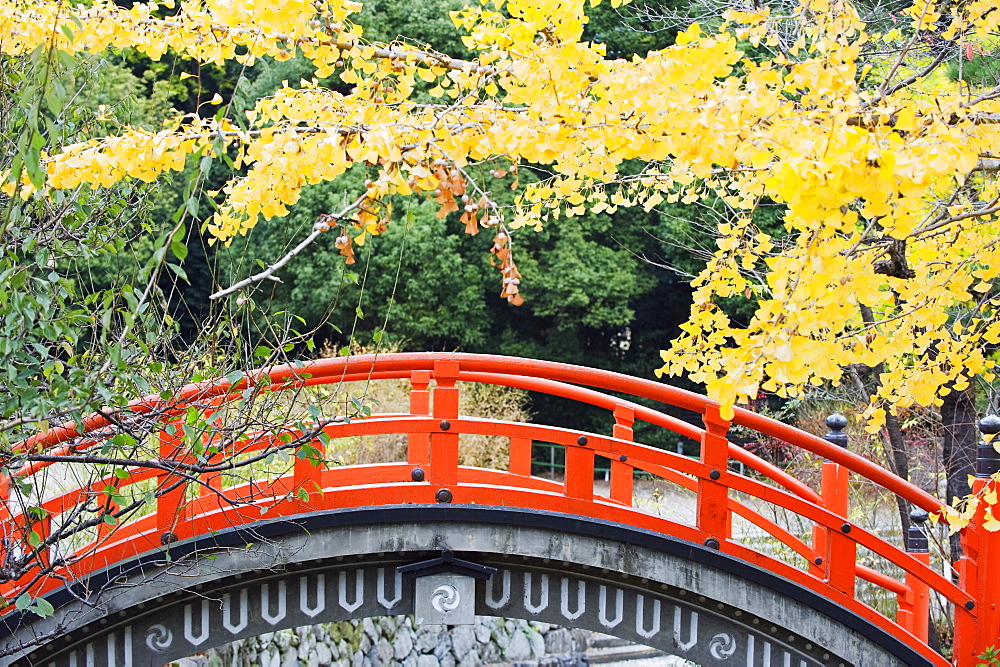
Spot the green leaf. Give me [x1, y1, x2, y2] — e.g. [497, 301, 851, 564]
[27, 531, 41, 548]
[170, 222, 188, 259]
[111, 433, 137, 447]
[171, 241, 188, 262]
[14, 593, 30, 611]
[166, 263, 188, 281]
[29, 598, 54, 618]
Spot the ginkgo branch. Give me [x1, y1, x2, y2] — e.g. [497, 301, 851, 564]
[873, 49, 949, 103]
[911, 196, 1000, 239]
[210, 194, 367, 299]
[873, 0, 935, 105]
[31, 5, 497, 77]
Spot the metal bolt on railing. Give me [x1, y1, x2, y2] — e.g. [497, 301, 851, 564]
[976, 415, 1000, 478]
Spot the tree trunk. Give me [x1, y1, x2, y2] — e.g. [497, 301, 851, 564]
[883, 411, 911, 536]
[940, 383, 978, 560]
[856, 307, 913, 537]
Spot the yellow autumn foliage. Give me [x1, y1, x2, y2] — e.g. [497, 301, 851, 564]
[2, 0, 1000, 428]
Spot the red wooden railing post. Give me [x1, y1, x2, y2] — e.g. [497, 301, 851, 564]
[954, 527, 979, 664]
[901, 510, 930, 643]
[430, 361, 460, 487]
[813, 415, 849, 578]
[94, 488, 118, 544]
[408, 371, 432, 467]
[610, 405, 634, 505]
[698, 404, 731, 543]
[821, 413, 855, 598]
[0, 475, 9, 569]
[156, 420, 187, 542]
[509, 438, 532, 476]
[204, 435, 225, 499]
[565, 436, 595, 500]
[290, 424, 317, 511]
[35, 514, 52, 569]
[955, 415, 1000, 664]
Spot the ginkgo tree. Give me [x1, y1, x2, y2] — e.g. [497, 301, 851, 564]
[7, 0, 998, 420]
[5, 0, 1000, 519]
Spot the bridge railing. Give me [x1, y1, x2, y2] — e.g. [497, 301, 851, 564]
[0, 353, 992, 664]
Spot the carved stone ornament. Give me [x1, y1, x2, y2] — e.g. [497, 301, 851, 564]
[414, 573, 475, 625]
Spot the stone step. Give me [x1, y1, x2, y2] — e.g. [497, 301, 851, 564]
[586, 633, 633, 650]
[585, 642, 668, 664]
[597, 658, 692, 667]
[585, 633, 694, 666]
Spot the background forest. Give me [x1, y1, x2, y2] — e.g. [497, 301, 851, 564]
[77, 0, 741, 445]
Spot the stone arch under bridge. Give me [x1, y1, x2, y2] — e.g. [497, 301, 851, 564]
[2, 506, 931, 667]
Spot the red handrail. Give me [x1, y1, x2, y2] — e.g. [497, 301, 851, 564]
[1, 353, 978, 665]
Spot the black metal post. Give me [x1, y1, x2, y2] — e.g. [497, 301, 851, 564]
[975, 415, 1000, 478]
[906, 509, 929, 553]
[823, 413, 848, 461]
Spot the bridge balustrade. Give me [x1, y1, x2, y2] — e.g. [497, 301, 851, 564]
[1, 353, 997, 665]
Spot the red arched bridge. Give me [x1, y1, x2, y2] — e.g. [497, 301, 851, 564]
[1, 353, 998, 666]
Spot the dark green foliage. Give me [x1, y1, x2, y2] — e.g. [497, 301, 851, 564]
[64, 0, 759, 448]
[582, 2, 680, 58]
[355, 0, 472, 55]
[945, 53, 1000, 89]
[0, 50, 172, 439]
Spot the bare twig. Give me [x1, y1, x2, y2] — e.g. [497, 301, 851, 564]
[209, 194, 367, 300]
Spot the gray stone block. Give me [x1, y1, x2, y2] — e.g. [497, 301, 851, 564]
[393, 624, 414, 660]
[416, 654, 439, 667]
[505, 630, 532, 662]
[375, 637, 394, 664]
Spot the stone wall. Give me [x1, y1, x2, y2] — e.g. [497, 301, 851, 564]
[197, 617, 590, 667]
